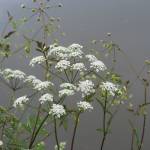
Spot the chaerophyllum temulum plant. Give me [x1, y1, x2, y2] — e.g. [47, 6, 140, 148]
[0, 0, 149, 150]
[0, 39, 129, 150]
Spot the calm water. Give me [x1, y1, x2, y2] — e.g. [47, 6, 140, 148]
[0, 0, 150, 150]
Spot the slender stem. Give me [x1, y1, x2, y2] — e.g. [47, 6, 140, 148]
[33, 132, 52, 147]
[64, 70, 70, 82]
[29, 114, 49, 149]
[71, 70, 79, 83]
[130, 129, 134, 150]
[54, 117, 60, 150]
[70, 112, 80, 150]
[43, 52, 50, 80]
[29, 104, 41, 147]
[138, 116, 146, 150]
[138, 85, 147, 150]
[100, 91, 107, 150]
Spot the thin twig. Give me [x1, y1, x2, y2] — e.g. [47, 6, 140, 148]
[70, 112, 80, 150]
[54, 117, 60, 150]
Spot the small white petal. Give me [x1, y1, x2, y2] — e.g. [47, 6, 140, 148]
[29, 56, 46, 67]
[55, 60, 70, 71]
[77, 101, 93, 111]
[39, 93, 53, 104]
[100, 81, 119, 96]
[13, 95, 29, 108]
[49, 104, 66, 118]
[78, 80, 95, 97]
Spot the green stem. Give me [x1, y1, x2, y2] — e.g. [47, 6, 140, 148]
[54, 117, 60, 150]
[71, 70, 79, 83]
[29, 104, 41, 147]
[64, 70, 70, 82]
[28, 113, 49, 149]
[130, 129, 134, 150]
[138, 85, 147, 150]
[70, 112, 80, 150]
[100, 91, 107, 150]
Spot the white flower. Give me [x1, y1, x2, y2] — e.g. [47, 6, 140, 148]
[12, 70, 26, 79]
[100, 81, 119, 96]
[59, 83, 77, 97]
[55, 142, 66, 150]
[49, 104, 66, 118]
[48, 44, 83, 60]
[13, 95, 29, 108]
[68, 44, 83, 58]
[86, 54, 98, 62]
[29, 56, 46, 67]
[59, 89, 75, 97]
[90, 60, 107, 72]
[24, 75, 37, 82]
[60, 83, 76, 90]
[78, 80, 95, 97]
[68, 44, 83, 50]
[25, 76, 53, 91]
[48, 46, 70, 59]
[34, 81, 53, 91]
[1, 68, 26, 80]
[72, 63, 86, 71]
[24, 75, 41, 86]
[0, 140, 3, 146]
[39, 93, 53, 104]
[55, 60, 70, 71]
[77, 101, 93, 111]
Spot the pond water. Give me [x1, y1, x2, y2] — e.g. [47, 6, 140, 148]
[0, 0, 150, 150]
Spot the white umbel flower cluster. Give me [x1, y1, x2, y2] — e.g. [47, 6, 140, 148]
[39, 93, 53, 104]
[55, 60, 70, 71]
[78, 80, 95, 97]
[24, 75, 53, 91]
[24, 75, 41, 86]
[59, 89, 75, 97]
[72, 63, 86, 71]
[59, 83, 76, 97]
[60, 83, 76, 90]
[48, 46, 70, 60]
[34, 81, 53, 91]
[1, 68, 26, 80]
[77, 101, 93, 111]
[86, 54, 107, 72]
[100, 81, 119, 96]
[29, 56, 46, 67]
[90, 60, 107, 72]
[49, 104, 66, 118]
[68, 43, 83, 58]
[13, 95, 29, 108]
[85, 54, 98, 62]
[54, 142, 66, 150]
[48, 44, 83, 60]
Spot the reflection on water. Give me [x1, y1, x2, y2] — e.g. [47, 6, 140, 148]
[0, 0, 150, 149]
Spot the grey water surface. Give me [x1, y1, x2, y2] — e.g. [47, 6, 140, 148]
[0, 0, 150, 150]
